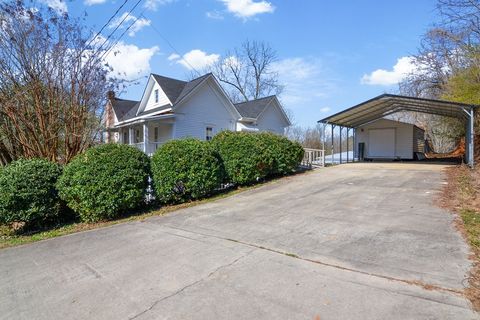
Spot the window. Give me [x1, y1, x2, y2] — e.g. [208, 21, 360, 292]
[154, 127, 159, 141]
[206, 127, 213, 141]
[123, 131, 128, 144]
[154, 89, 159, 103]
[135, 129, 140, 143]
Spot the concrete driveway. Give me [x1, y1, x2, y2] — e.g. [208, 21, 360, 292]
[0, 163, 477, 319]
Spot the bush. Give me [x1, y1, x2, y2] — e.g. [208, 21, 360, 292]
[151, 138, 224, 203]
[57, 144, 150, 222]
[258, 132, 304, 175]
[0, 158, 63, 229]
[212, 131, 274, 185]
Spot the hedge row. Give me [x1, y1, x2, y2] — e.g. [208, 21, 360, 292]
[0, 132, 304, 229]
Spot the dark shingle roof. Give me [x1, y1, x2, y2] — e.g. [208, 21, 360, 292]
[174, 73, 211, 104]
[111, 73, 222, 122]
[151, 74, 187, 103]
[233, 96, 276, 119]
[111, 98, 140, 122]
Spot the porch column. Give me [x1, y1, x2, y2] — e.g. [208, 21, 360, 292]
[143, 122, 149, 153]
[128, 127, 134, 145]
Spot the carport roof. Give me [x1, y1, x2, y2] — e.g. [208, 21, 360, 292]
[318, 94, 478, 128]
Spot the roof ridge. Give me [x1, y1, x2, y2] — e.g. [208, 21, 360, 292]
[234, 95, 276, 105]
[187, 72, 212, 82]
[173, 73, 213, 104]
[114, 97, 139, 102]
[151, 73, 187, 83]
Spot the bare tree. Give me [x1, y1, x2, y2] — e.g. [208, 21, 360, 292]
[397, 0, 480, 152]
[207, 40, 283, 103]
[0, 1, 118, 165]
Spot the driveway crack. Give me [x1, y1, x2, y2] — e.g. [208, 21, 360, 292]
[128, 249, 255, 320]
[163, 224, 465, 296]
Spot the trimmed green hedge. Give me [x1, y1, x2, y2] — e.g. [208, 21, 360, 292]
[151, 138, 224, 203]
[212, 131, 274, 185]
[258, 132, 304, 175]
[57, 144, 150, 222]
[0, 158, 63, 229]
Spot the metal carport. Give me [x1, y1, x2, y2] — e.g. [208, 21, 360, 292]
[318, 94, 477, 167]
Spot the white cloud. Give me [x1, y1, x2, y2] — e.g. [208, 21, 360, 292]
[84, 0, 107, 5]
[168, 53, 181, 61]
[40, 0, 67, 13]
[272, 57, 338, 107]
[320, 107, 331, 113]
[220, 0, 275, 19]
[144, 0, 175, 11]
[170, 49, 220, 70]
[109, 13, 151, 37]
[103, 42, 159, 80]
[206, 10, 224, 20]
[361, 56, 416, 86]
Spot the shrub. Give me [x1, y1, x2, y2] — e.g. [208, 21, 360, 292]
[151, 138, 224, 203]
[258, 132, 304, 175]
[57, 144, 150, 222]
[0, 158, 63, 229]
[212, 131, 274, 185]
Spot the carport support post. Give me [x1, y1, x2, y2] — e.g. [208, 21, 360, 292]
[331, 124, 335, 164]
[339, 126, 343, 164]
[352, 128, 357, 162]
[346, 127, 350, 163]
[468, 107, 475, 167]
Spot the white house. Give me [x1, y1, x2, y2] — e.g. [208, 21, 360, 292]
[354, 118, 425, 160]
[104, 73, 291, 155]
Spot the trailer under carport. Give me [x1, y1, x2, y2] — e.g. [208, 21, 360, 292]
[318, 94, 477, 167]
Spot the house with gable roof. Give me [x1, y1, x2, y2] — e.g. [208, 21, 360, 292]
[104, 72, 291, 155]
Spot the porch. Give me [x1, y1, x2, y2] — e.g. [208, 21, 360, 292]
[109, 117, 174, 156]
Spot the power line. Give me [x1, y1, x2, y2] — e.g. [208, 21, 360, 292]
[94, 0, 143, 55]
[100, 9, 147, 61]
[86, 0, 130, 49]
[142, 13, 202, 76]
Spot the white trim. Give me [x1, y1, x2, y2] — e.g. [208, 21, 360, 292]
[174, 76, 241, 120]
[113, 112, 174, 128]
[256, 97, 291, 127]
[136, 75, 173, 116]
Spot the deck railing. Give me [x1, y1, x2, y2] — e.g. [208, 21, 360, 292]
[302, 148, 325, 168]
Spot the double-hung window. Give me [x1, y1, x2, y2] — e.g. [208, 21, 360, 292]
[206, 127, 213, 141]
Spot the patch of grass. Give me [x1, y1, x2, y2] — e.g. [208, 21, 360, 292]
[461, 209, 480, 249]
[444, 165, 480, 310]
[0, 171, 306, 250]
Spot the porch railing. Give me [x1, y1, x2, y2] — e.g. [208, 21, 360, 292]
[302, 148, 325, 168]
[129, 142, 164, 156]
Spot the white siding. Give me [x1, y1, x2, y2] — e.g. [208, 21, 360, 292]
[144, 81, 170, 112]
[173, 79, 236, 140]
[355, 119, 414, 159]
[256, 102, 287, 135]
[148, 123, 173, 143]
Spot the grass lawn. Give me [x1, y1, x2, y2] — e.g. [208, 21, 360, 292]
[444, 165, 480, 310]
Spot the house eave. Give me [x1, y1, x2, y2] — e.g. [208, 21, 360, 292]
[112, 114, 176, 128]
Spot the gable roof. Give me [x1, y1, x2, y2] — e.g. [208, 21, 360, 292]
[111, 98, 140, 122]
[110, 74, 289, 126]
[233, 95, 276, 119]
[151, 74, 186, 104]
[174, 73, 211, 104]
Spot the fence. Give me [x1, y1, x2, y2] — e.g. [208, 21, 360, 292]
[302, 148, 325, 168]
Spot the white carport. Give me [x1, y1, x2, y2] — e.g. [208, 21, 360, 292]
[318, 94, 477, 167]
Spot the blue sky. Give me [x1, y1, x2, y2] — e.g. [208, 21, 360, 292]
[44, 0, 437, 127]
